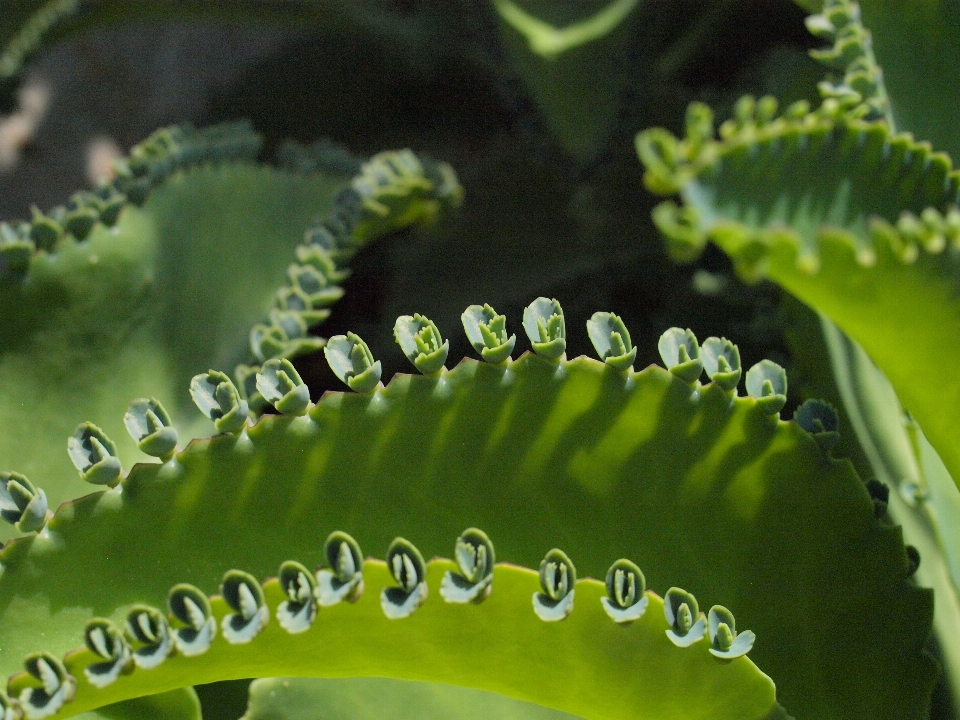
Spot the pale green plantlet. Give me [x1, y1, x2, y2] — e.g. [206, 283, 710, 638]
[0, 471, 48, 534]
[189, 371, 248, 434]
[220, 571, 269, 645]
[316, 531, 365, 607]
[700, 337, 742, 393]
[664, 588, 706, 648]
[381, 538, 428, 619]
[708, 606, 756, 662]
[255, 358, 310, 416]
[394, 313, 449, 375]
[601, 559, 648, 625]
[533, 548, 576, 622]
[18, 653, 75, 720]
[123, 398, 178, 460]
[123, 606, 171, 671]
[81, 619, 132, 690]
[657, 327, 703, 385]
[167, 585, 216, 658]
[324, 332, 382, 393]
[745, 360, 788, 415]
[461, 303, 516, 364]
[66, 423, 122, 487]
[276, 561, 317, 634]
[440, 528, 496, 604]
[586, 312, 636, 371]
[794, 399, 840, 453]
[522, 297, 566, 360]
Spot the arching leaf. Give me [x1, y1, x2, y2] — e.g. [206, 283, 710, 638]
[0, 352, 930, 719]
[241, 677, 579, 720]
[636, 102, 960, 497]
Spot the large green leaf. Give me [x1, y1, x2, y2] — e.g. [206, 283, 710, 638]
[0, 351, 930, 719]
[242, 677, 580, 720]
[636, 104, 960, 496]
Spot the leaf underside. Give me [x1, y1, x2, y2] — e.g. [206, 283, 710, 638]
[0, 354, 931, 720]
[241, 676, 579, 720]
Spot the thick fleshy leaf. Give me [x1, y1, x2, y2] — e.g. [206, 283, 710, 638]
[637, 105, 960, 495]
[0, 156, 351, 534]
[0, 354, 930, 719]
[241, 677, 581, 720]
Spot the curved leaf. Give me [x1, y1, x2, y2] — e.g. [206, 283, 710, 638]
[241, 677, 579, 720]
[75, 688, 201, 720]
[636, 104, 960, 496]
[0, 351, 930, 719]
[0, 157, 350, 530]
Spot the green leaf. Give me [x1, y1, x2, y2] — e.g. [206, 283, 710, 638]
[0, 153, 352, 537]
[241, 677, 581, 720]
[857, 0, 960, 161]
[821, 319, 960, 704]
[492, 0, 644, 161]
[75, 688, 201, 720]
[636, 105, 960, 495]
[0, 353, 930, 719]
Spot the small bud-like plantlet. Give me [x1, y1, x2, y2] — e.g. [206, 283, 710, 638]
[124, 605, 171, 670]
[587, 312, 637, 371]
[658, 328, 703, 384]
[0, 471, 48, 533]
[394, 314, 449, 375]
[250, 323, 287, 363]
[18, 652, 75, 719]
[794, 399, 840, 453]
[63, 206, 98, 241]
[533, 548, 576, 621]
[295, 244, 350, 284]
[277, 561, 317, 634]
[381, 537, 428, 619]
[256, 358, 311, 416]
[652, 202, 707, 262]
[316, 531, 365, 606]
[234, 365, 268, 418]
[461, 304, 516, 364]
[0, 691, 20, 720]
[523, 297, 566, 360]
[96, 192, 126, 227]
[707, 605, 755, 661]
[701, 337, 742, 392]
[67, 422, 122, 486]
[906, 546, 921, 577]
[324, 332, 382, 393]
[440, 528, 495, 604]
[190, 370, 249, 433]
[745, 360, 788, 415]
[601, 559, 648, 625]
[684, 102, 714, 156]
[274, 286, 332, 327]
[29, 207, 62, 253]
[123, 397, 178, 459]
[83, 618, 133, 688]
[664, 587, 707, 647]
[866, 478, 890, 518]
[167, 584, 216, 657]
[288, 264, 345, 307]
[0, 222, 34, 275]
[220, 570, 269, 644]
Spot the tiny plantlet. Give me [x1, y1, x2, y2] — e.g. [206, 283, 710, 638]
[0, 1, 958, 718]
